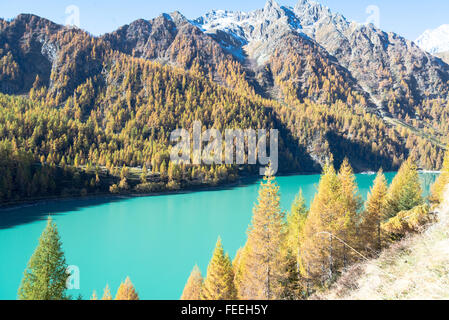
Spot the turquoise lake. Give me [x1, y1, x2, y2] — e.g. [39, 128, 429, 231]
[0, 172, 438, 300]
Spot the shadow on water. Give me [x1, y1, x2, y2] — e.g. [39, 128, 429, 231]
[0, 196, 126, 230]
[0, 172, 438, 230]
[0, 175, 264, 230]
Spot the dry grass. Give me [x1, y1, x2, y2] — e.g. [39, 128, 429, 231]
[314, 188, 449, 300]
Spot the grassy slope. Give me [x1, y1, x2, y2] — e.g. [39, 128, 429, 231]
[314, 188, 449, 300]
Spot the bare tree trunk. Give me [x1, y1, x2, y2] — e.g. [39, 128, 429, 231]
[377, 218, 382, 254]
[321, 263, 326, 287]
[297, 247, 301, 274]
[328, 234, 333, 282]
[306, 264, 310, 297]
[266, 265, 271, 300]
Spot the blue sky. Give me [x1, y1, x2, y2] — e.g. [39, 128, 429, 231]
[0, 0, 448, 40]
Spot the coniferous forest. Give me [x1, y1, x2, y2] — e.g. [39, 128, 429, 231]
[17, 151, 449, 300]
[2, 0, 449, 302]
[0, 11, 448, 204]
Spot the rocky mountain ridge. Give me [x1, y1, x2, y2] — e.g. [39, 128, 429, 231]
[193, 0, 449, 118]
[0, 0, 448, 173]
[416, 24, 449, 54]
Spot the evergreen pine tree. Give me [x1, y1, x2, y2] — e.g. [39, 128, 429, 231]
[181, 265, 203, 300]
[201, 238, 237, 300]
[18, 217, 69, 300]
[280, 190, 310, 300]
[115, 277, 139, 300]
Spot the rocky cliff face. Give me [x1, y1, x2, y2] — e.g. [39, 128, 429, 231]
[194, 0, 449, 117]
[102, 12, 241, 79]
[3, 1, 448, 117]
[0, 14, 62, 93]
[102, 1, 372, 105]
[0, 14, 111, 100]
[292, 1, 449, 116]
[437, 51, 449, 65]
[0, 0, 448, 171]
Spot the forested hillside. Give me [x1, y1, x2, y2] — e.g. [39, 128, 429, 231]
[315, 179, 449, 300]
[16, 150, 449, 300]
[0, 1, 448, 203]
[182, 151, 449, 300]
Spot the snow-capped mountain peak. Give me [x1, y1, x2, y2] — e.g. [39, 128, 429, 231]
[416, 24, 449, 54]
[194, 1, 307, 41]
[194, 0, 350, 42]
[192, 0, 310, 64]
[191, 0, 356, 65]
[293, 0, 331, 25]
[264, 0, 282, 14]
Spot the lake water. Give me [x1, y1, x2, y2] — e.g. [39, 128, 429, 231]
[0, 172, 438, 300]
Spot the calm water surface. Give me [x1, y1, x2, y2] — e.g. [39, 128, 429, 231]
[0, 172, 438, 300]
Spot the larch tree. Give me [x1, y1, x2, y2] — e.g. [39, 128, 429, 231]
[239, 164, 287, 300]
[181, 265, 203, 300]
[232, 244, 251, 300]
[281, 191, 309, 300]
[385, 158, 423, 218]
[430, 147, 449, 203]
[285, 189, 308, 275]
[201, 238, 237, 300]
[280, 250, 304, 300]
[337, 158, 363, 266]
[18, 217, 69, 300]
[301, 162, 340, 284]
[115, 277, 139, 300]
[300, 159, 362, 286]
[283, 192, 312, 300]
[360, 169, 388, 254]
[102, 284, 113, 300]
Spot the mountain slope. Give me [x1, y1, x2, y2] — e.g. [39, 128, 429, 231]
[193, 0, 449, 169]
[416, 24, 449, 64]
[314, 188, 449, 300]
[102, 12, 257, 96]
[295, 1, 449, 115]
[416, 24, 449, 54]
[196, 0, 449, 119]
[0, 0, 447, 189]
[192, 0, 370, 105]
[0, 14, 112, 103]
[0, 14, 62, 94]
[435, 51, 449, 64]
